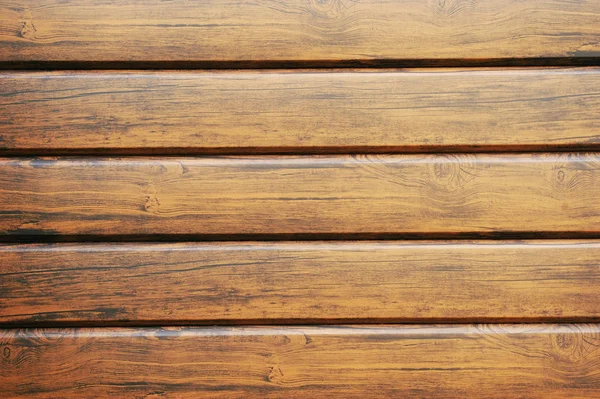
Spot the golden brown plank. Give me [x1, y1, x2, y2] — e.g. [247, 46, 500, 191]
[1, 241, 599, 325]
[1, 154, 599, 238]
[2, 325, 600, 398]
[1, 69, 600, 154]
[1, 0, 599, 63]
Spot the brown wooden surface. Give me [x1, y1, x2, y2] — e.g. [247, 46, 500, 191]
[1, 154, 599, 239]
[3, 2, 600, 397]
[1, 69, 600, 154]
[1, 0, 599, 63]
[1, 240, 600, 325]
[2, 324, 600, 398]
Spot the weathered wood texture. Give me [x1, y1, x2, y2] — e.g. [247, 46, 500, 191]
[2, 325, 600, 398]
[1, 0, 599, 63]
[1, 69, 600, 154]
[1, 241, 599, 325]
[1, 154, 599, 238]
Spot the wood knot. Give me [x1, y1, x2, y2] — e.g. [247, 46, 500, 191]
[143, 182, 162, 214]
[308, 0, 355, 20]
[303, 333, 313, 345]
[18, 9, 37, 40]
[551, 329, 592, 363]
[3, 346, 10, 359]
[555, 333, 575, 350]
[551, 165, 575, 193]
[428, 155, 472, 191]
[144, 194, 161, 213]
[431, 0, 475, 17]
[266, 364, 284, 383]
[434, 162, 453, 180]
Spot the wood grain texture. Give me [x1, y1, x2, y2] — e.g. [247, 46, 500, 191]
[1, 0, 599, 63]
[1, 154, 599, 238]
[1, 69, 600, 154]
[2, 325, 600, 398]
[1, 241, 600, 325]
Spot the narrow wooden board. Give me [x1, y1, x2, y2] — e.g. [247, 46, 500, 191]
[1, 0, 599, 63]
[2, 325, 599, 398]
[1, 69, 600, 154]
[1, 241, 600, 325]
[1, 154, 599, 238]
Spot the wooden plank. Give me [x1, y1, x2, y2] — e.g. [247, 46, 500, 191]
[2, 325, 599, 398]
[1, 154, 599, 238]
[1, 69, 600, 154]
[1, 0, 599, 63]
[1, 241, 600, 325]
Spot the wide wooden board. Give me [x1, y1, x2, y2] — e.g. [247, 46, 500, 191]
[1, 154, 599, 239]
[2, 325, 599, 398]
[1, 241, 600, 325]
[1, 0, 599, 63]
[1, 69, 600, 154]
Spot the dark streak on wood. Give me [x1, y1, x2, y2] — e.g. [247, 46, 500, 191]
[1, 58, 600, 70]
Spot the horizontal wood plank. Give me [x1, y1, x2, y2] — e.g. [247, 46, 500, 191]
[1, 154, 599, 238]
[1, 0, 599, 63]
[2, 325, 600, 398]
[1, 69, 600, 154]
[1, 241, 600, 325]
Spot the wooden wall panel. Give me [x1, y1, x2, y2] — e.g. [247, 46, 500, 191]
[1, 154, 599, 238]
[1, 241, 599, 325]
[1, 69, 600, 154]
[1, 0, 599, 63]
[2, 325, 600, 398]
[2, 0, 599, 396]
